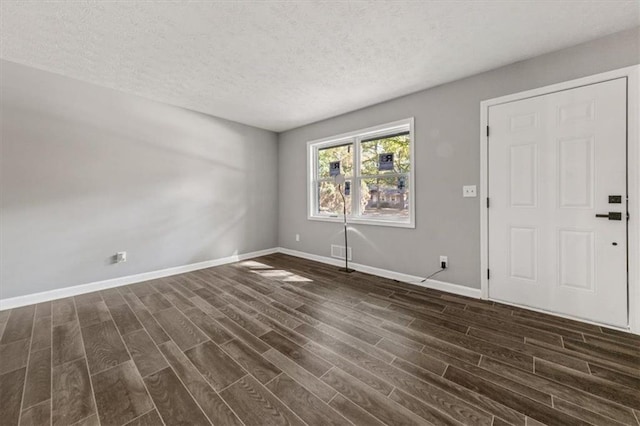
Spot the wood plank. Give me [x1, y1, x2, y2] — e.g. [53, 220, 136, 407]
[122, 329, 167, 377]
[260, 330, 332, 377]
[248, 300, 302, 329]
[138, 293, 172, 314]
[265, 373, 348, 425]
[409, 318, 533, 371]
[0, 338, 30, 375]
[20, 400, 51, 426]
[92, 361, 154, 426]
[129, 308, 170, 345]
[480, 356, 637, 424]
[122, 293, 148, 312]
[158, 341, 243, 426]
[107, 303, 143, 335]
[81, 320, 130, 374]
[392, 357, 525, 425]
[30, 316, 51, 352]
[123, 409, 162, 426]
[389, 388, 463, 425]
[153, 307, 208, 351]
[527, 337, 640, 378]
[220, 339, 280, 384]
[356, 301, 414, 326]
[563, 337, 640, 369]
[150, 278, 174, 293]
[220, 375, 305, 426]
[100, 289, 128, 307]
[262, 348, 337, 403]
[52, 358, 95, 426]
[185, 340, 247, 390]
[376, 337, 447, 375]
[22, 348, 51, 409]
[451, 358, 551, 405]
[76, 301, 111, 329]
[328, 394, 385, 426]
[445, 305, 564, 346]
[469, 327, 590, 373]
[127, 284, 156, 300]
[73, 292, 102, 306]
[534, 358, 640, 410]
[321, 367, 426, 426]
[182, 307, 233, 344]
[443, 365, 590, 426]
[161, 290, 195, 312]
[297, 321, 484, 425]
[192, 287, 227, 309]
[255, 313, 309, 346]
[314, 323, 393, 363]
[552, 397, 628, 426]
[143, 367, 210, 425]
[304, 341, 393, 397]
[1, 305, 35, 344]
[216, 315, 271, 353]
[51, 298, 76, 325]
[270, 301, 321, 326]
[35, 302, 52, 319]
[588, 363, 640, 390]
[350, 317, 426, 351]
[582, 333, 640, 357]
[71, 414, 99, 426]
[0, 367, 26, 426]
[52, 320, 84, 366]
[382, 322, 480, 364]
[219, 304, 271, 336]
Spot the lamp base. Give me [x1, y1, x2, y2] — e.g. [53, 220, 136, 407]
[339, 268, 355, 273]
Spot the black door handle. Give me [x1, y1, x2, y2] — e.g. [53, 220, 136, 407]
[595, 212, 622, 220]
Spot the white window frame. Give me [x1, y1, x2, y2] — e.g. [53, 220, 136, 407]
[307, 118, 415, 228]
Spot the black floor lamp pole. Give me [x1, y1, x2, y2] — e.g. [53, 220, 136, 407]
[338, 181, 354, 273]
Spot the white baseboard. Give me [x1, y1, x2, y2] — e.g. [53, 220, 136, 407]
[0, 248, 278, 310]
[0, 246, 481, 311]
[276, 247, 481, 299]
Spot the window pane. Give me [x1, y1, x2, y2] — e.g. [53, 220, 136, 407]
[360, 133, 410, 175]
[318, 180, 352, 215]
[359, 176, 409, 218]
[318, 143, 353, 179]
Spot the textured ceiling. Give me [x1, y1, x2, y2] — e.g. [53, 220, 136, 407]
[1, 1, 638, 132]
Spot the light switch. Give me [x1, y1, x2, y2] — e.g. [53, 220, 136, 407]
[463, 185, 477, 197]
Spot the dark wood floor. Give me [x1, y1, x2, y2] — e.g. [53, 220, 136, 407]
[1, 254, 639, 426]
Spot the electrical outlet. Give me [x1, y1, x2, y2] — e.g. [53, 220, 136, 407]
[116, 251, 127, 263]
[295, 234, 300, 242]
[440, 256, 448, 269]
[463, 185, 477, 197]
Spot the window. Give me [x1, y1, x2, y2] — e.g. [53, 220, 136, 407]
[308, 118, 414, 228]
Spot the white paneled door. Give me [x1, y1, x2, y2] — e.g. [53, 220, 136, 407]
[488, 78, 628, 327]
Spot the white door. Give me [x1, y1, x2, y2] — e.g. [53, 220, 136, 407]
[488, 78, 628, 327]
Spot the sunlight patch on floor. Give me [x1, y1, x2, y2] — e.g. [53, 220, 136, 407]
[250, 269, 313, 282]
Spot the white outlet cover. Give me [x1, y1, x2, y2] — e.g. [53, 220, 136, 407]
[463, 185, 477, 197]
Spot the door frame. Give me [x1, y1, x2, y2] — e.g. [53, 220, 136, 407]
[480, 65, 640, 334]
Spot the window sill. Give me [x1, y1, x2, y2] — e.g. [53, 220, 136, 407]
[307, 215, 415, 229]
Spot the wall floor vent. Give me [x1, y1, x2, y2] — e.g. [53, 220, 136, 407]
[331, 244, 352, 261]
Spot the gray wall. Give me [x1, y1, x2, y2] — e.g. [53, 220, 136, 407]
[278, 27, 640, 289]
[1, 60, 279, 299]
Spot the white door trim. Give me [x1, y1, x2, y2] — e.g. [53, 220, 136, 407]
[480, 65, 640, 334]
